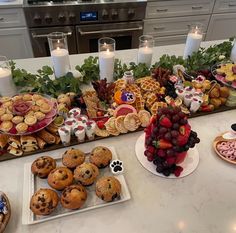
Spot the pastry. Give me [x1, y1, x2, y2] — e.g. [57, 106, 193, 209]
[40, 103, 52, 114]
[20, 135, 37, 147]
[115, 116, 128, 134]
[1, 113, 13, 122]
[0, 121, 13, 133]
[124, 113, 141, 131]
[138, 110, 151, 127]
[36, 99, 46, 107]
[37, 129, 55, 144]
[54, 135, 61, 145]
[57, 94, 71, 107]
[32, 94, 43, 102]
[7, 146, 23, 156]
[12, 95, 22, 102]
[95, 176, 121, 202]
[46, 124, 59, 135]
[105, 117, 120, 136]
[24, 115, 37, 126]
[31, 105, 40, 112]
[0, 97, 11, 103]
[34, 111, 45, 121]
[15, 122, 28, 133]
[31, 156, 56, 178]
[2, 101, 13, 109]
[36, 137, 47, 149]
[30, 188, 59, 216]
[0, 108, 5, 116]
[95, 126, 110, 138]
[8, 136, 21, 149]
[22, 145, 38, 152]
[25, 111, 35, 117]
[66, 92, 76, 102]
[61, 184, 87, 210]
[62, 148, 85, 169]
[12, 116, 24, 124]
[48, 167, 73, 190]
[74, 162, 99, 186]
[22, 94, 32, 101]
[89, 146, 112, 168]
[0, 134, 9, 148]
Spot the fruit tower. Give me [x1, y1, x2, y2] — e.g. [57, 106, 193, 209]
[144, 106, 200, 177]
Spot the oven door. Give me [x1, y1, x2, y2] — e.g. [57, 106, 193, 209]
[76, 21, 143, 53]
[29, 26, 77, 57]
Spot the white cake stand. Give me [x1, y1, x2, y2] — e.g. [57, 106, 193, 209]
[135, 133, 200, 178]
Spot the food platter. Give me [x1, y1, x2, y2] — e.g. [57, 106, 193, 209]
[213, 132, 236, 165]
[22, 145, 131, 225]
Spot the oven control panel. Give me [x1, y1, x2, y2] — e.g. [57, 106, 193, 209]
[23, 2, 146, 27]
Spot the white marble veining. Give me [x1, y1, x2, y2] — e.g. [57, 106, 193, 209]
[1, 40, 236, 233]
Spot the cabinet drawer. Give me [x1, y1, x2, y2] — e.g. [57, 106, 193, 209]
[0, 8, 26, 28]
[206, 13, 236, 40]
[213, 0, 236, 13]
[146, 0, 214, 19]
[144, 15, 210, 37]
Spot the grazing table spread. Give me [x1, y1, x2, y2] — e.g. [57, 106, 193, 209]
[1, 40, 236, 233]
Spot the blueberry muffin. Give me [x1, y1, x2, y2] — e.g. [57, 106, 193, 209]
[62, 148, 85, 169]
[74, 163, 99, 186]
[89, 146, 112, 168]
[61, 184, 87, 210]
[30, 188, 59, 215]
[48, 167, 73, 190]
[31, 156, 56, 178]
[95, 176, 121, 202]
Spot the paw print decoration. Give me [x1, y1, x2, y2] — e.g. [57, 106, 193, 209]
[110, 160, 124, 175]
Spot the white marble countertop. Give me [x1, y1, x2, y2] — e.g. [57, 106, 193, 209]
[0, 0, 23, 8]
[2, 40, 236, 233]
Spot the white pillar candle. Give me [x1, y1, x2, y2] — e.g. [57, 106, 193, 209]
[51, 47, 70, 78]
[183, 32, 203, 59]
[137, 46, 153, 67]
[99, 49, 115, 82]
[0, 67, 16, 96]
[230, 41, 236, 62]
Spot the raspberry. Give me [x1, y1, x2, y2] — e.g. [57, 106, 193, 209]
[147, 146, 155, 154]
[174, 166, 183, 177]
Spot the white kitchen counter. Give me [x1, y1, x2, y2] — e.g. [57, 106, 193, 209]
[0, 0, 23, 8]
[2, 40, 236, 233]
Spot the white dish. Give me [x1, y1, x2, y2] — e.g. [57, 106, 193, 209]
[135, 133, 200, 178]
[22, 146, 131, 225]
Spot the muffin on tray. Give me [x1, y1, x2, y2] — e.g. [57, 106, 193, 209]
[89, 146, 112, 168]
[62, 148, 85, 169]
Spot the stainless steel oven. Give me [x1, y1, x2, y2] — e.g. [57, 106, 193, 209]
[76, 21, 143, 53]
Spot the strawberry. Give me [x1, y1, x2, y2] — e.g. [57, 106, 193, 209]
[97, 111, 104, 117]
[150, 115, 157, 124]
[177, 134, 189, 146]
[96, 120, 105, 129]
[159, 116, 172, 128]
[179, 124, 191, 136]
[147, 146, 155, 154]
[152, 139, 172, 149]
[174, 166, 183, 177]
[166, 157, 176, 165]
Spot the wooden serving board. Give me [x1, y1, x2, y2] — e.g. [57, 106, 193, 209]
[0, 105, 236, 163]
[213, 132, 236, 165]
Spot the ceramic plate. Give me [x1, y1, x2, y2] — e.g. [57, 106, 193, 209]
[135, 133, 200, 178]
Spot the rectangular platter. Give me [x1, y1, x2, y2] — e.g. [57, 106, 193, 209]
[22, 145, 131, 225]
[1, 105, 236, 162]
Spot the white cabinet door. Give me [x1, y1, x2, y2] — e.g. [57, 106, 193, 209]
[213, 0, 236, 13]
[206, 13, 236, 40]
[0, 27, 33, 59]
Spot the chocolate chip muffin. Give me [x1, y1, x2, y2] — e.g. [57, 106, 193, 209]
[31, 156, 56, 178]
[47, 167, 73, 190]
[74, 162, 99, 186]
[62, 148, 85, 169]
[96, 176, 121, 202]
[61, 184, 87, 210]
[30, 188, 59, 215]
[89, 146, 112, 168]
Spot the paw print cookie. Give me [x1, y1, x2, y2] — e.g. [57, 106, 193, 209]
[110, 160, 124, 175]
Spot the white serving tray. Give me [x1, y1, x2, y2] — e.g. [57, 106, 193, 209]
[22, 146, 131, 225]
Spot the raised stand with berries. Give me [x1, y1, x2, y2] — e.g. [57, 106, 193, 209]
[135, 106, 200, 178]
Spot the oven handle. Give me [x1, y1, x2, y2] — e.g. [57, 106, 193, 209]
[31, 31, 72, 38]
[78, 26, 143, 35]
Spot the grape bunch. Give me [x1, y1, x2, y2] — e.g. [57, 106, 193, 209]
[144, 106, 200, 177]
[165, 81, 177, 99]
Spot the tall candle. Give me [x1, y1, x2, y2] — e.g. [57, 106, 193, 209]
[183, 31, 203, 59]
[0, 67, 16, 96]
[230, 41, 236, 62]
[99, 49, 115, 82]
[137, 46, 153, 67]
[51, 47, 70, 78]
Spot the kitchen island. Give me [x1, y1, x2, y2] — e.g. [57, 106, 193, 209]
[1, 41, 236, 233]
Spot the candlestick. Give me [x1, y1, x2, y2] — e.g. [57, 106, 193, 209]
[137, 35, 154, 67]
[183, 23, 203, 59]
[48, 32, 71, 78]
[98, 37, 115, 82]
[230, 39, 236, 62]
[0, 56, 16, 97]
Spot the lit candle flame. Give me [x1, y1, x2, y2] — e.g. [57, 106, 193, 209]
[106, 48, 110, 53]
[56, 47, 60, 50]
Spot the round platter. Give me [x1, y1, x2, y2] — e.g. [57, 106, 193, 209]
[135, 133, 200, 178]
[213, 131, 236, 165]
[211, 62, 236, 89]
[0, 93, 58, 136]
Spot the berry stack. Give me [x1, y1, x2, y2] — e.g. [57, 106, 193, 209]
[144, 106, 200, 177]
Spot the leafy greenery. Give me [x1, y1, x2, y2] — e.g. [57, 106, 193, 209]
[153, 55, 185, 71]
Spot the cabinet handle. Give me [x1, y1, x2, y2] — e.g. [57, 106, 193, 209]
[0, 18, 4, 21]
[154, 26, 165, 30]
[156, 9, 168, 12]
[32, 31, 72, 38]
[192, 6, 203, 10]
[228, 3, 236, 7]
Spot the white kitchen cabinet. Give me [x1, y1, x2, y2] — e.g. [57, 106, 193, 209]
[0, 8, 25, 28]
[0, 27, 33, 59]
[206, 13, 236, 40]
[213, 0, 236, 13]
